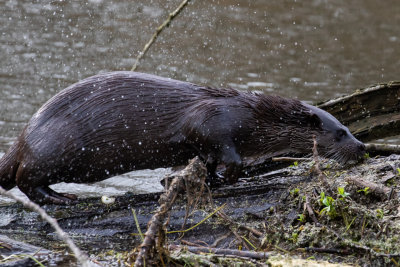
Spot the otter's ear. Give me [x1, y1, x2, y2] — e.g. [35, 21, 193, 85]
[308, 113, 322, 129]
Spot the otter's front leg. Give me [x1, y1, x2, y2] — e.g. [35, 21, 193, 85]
[205, 153, 218, 178]
[220, 144, 242, 184]
[203, 153, 225, 187]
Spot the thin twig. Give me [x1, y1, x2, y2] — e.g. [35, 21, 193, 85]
[180, 240, 203, 247]
[216, 211, 254, 250]
[216, 210, 262, 237]
[169, 245, 270, 260]
[0, 186, 94, 267]
[305, 195, 319, 225]
[211, 232, 232, 248]
[303, 247, 351, 255]
[131, 0, 190, 71]
[131, 208, 144, 241]
[167, 204, 226, 234]
[312, 135, 333, 195]
[178, 166, 207, 237]
[272, 157, 310, 162]
[312, 135, 323, 177]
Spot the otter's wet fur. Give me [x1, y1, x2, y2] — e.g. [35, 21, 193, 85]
[0, 72, 365, 204]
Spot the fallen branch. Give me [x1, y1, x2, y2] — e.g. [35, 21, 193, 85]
[134, 157, 207, 267]
[169, 245, 270, 260]
[346, 176, 395, 199]
[131, 0, 190, 71]
[0, 186, 94, 267]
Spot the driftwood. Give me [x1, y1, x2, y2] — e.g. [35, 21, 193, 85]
[318, 81, 400, 143]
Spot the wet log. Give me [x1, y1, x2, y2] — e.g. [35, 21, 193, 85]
[0, 169, 305, 264]
[317, 81, 400, 142]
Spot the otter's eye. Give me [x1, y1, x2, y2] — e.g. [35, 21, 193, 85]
[336, 129, 347, 139]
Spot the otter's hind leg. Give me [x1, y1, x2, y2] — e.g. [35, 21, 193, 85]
[29, 186, 77, 205]
[15, 162, 77, 205]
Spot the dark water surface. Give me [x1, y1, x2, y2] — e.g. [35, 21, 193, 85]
[0, 0, 399, 202]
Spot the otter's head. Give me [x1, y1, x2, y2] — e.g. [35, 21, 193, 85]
[303, 103, 366, 164]
[252, 95, 365, 164]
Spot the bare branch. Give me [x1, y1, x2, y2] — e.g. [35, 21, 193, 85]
[131, 0, 190, 71]
[0, 186, 95, 267]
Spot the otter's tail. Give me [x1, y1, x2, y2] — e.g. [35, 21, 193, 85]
[0, 142, 19, 190]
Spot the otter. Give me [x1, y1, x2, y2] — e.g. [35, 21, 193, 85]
[0, 72, 365, 204]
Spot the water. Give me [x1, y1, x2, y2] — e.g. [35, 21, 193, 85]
[0, 0, 399, 203]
